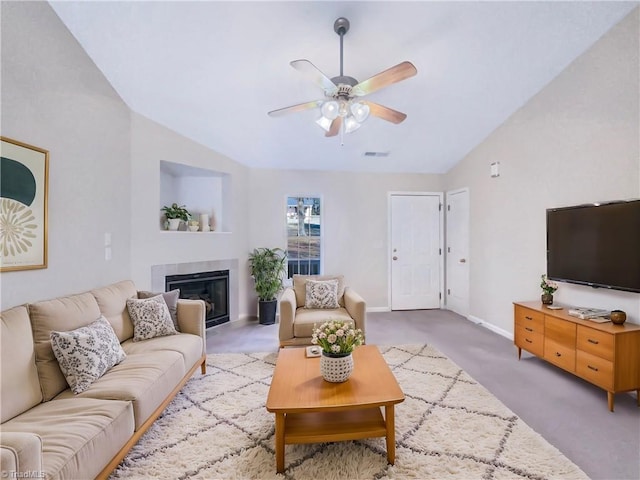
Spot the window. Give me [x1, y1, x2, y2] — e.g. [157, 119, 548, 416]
[286, 196, 321, 277]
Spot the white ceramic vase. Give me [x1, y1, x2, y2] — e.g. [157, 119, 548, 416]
[320, 352, 353, 383]
[167, 218, 181, 231]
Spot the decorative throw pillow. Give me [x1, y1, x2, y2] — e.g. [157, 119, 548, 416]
[126, 295, 178, 342]
[50, 316, 126, 394]
[138, 289, 180, 331]
[305, 279, 340, 309]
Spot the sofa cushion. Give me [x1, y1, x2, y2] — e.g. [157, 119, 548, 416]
[122, 333, 204, 374]
[293, 274, 345, 308]
[29, 292, 102, 401]
[1, 397, 133, 480]
[91, 280, 137, 342]
[1, 306, 43, 423]
[126, 296, 178, 341]
[138, 289, 180, 331]
[54, 350, 185, 430]
[50, 316, 126, 394]
[292, 307, 354, 338]
[305, 279, 340, 309]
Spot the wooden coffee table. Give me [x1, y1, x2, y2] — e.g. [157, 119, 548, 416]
[265, 344, 405, 473]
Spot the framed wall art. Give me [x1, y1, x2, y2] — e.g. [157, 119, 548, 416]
[0, 136, 49, 272]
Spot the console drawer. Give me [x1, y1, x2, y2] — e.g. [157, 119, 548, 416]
[544, 338, 576, 372]
[515, 325, 544, 357]
[515, 306, 544, 331]
[576, 350, 613, 390]
[577, 326, 614, 361]
[545, 316, 576, 346]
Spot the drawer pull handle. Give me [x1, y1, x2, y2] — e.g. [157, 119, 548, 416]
[555, 352, 562, 357]
[525, 316, 533, 320]
[525, 327, 533, 332]
[588, 365, 599, 372]
[587, 339, 599, 345]
[525, 339, 532, 344]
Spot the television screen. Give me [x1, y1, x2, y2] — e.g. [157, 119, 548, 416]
[546, 199, 640, 293]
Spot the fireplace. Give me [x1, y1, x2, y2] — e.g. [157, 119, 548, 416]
[165, 270, 229, 328]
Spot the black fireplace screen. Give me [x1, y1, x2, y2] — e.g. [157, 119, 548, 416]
[165, 270, 229, 328]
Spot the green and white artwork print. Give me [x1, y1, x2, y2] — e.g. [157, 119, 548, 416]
[0, 137, 48, 271]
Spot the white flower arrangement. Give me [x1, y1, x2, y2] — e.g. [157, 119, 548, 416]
[540, 274, 558, 295]
[311, 320, 364, 355]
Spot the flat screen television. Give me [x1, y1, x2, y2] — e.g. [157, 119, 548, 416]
[546, 199, 640, 293]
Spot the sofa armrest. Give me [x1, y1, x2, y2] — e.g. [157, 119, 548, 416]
[278, 288, 297, 344]
[176, 299, 206, 356]
[344, 287, 367, 338]
[1, 432, 43, 478]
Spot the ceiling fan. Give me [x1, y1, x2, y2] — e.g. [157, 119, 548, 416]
[268, 17, 417, 138]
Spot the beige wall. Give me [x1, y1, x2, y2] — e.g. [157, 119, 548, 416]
[248, 169, 442, 308]
[1, 1, 132, 307]
[444, 8, 640, 331]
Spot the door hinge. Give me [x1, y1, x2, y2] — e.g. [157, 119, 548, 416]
[439, 203, 442, 211]
[439, 292, 442, 300]
[448, 289, 451, 295]
[447, 204, 451, 211]
[439, 248, 442, 255]
[447, 246, 451, 253]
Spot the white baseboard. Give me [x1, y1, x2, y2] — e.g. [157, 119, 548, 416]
[467, 315, 513, 341]
[367, 306, 391, 313]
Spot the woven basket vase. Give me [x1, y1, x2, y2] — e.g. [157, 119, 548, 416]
[320, 352, 354, 383]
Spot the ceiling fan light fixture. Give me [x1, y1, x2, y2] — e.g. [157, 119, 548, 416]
[344, 116, 362, 133]
[315, 116, 333, 132]
[320, 100, 340, 120]
[350, 101, 370, 123]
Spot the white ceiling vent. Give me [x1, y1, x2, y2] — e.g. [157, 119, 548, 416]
[364, 151, 390, 158]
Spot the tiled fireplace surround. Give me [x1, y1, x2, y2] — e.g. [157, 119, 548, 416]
[151, 259, 239, 327]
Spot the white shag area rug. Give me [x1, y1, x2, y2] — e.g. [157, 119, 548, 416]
[111, 345, 588, 480]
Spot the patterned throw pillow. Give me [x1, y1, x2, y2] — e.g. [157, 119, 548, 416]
[50, 316, 126, 394]
[138, 289, 180, 331]
[126, 295, 178, 342]
[305, 279, 340, 309]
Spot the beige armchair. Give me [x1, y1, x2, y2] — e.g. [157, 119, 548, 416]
[278, 274, 366, 347]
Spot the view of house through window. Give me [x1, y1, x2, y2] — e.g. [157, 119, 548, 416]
[286, 197, 321, 278]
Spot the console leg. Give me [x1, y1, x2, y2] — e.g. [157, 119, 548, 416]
[385, 405, 396, 465]
[517, 347, 522, 360]
[607, 392, 614, 412]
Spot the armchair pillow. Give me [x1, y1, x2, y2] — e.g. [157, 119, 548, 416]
[126, 295, 178, 341]
[50, 316, 126, 394]
[305, 279, 340, 309]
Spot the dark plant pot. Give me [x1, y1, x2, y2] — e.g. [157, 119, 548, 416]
[610, 310, 626, 325]
[258, 300, 277, 325]
[541, 294, 553, 305]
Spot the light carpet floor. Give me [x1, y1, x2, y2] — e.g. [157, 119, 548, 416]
[111, 345, 588, 479]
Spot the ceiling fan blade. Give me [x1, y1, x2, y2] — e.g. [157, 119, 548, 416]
[326, 117, 342, 137]
[267, 100, 323, 117]
[352, 61, 417, 97]
[364, 101, 407, 124]
[290, 59, 338, 94]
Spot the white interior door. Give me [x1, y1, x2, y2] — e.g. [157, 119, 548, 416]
[446, 188, 470, 317]
[390, 194, 442, 310]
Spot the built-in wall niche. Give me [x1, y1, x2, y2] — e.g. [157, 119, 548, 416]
[160, 160, 231, 232]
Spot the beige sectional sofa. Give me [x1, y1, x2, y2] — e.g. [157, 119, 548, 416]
[0, 280, 207, 480]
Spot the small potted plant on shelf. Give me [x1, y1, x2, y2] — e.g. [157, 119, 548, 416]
[161, 203, 191, 231]
[187, 220, 199, 232]
[540, 274, 558, 305]
[248, 247, 287, 325]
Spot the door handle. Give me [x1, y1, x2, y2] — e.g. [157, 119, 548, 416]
[393, 256, 398, 261]
[459, 258, 466, 263]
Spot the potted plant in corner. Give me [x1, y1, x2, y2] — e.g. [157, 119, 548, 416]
[161, 203, 191, 231]
[248, 247, 287, 325]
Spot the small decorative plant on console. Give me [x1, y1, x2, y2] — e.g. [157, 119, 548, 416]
[312, 320, 364, 383]
[161, 203, 191, 230]
[540, 274, 558, 305]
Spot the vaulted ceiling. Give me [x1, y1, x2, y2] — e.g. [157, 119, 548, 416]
[50, 1, 637, 174]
